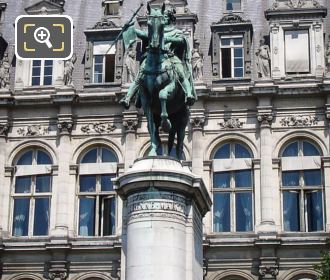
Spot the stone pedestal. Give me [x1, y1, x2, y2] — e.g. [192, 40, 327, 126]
[114, 157, 211, 280]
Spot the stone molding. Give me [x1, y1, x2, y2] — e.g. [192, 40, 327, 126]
[81, 122, 116, 134]
[45, 261, 69, 280]
[280, 114, 318, 127]
[219, 118, 244, 129]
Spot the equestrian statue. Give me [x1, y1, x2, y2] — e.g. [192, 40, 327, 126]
[118, 2, 197, 160]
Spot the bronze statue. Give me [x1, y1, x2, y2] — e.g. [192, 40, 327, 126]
[119, 3, 196, 159]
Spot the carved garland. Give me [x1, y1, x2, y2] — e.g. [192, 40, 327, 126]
[81, 122, 116, 134]
[280, 114, 318, 127]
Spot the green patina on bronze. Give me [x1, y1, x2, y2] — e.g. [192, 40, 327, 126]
[119, 3, 196, 160]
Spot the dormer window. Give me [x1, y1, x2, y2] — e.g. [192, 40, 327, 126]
[226, 0, 241, 12]
[103, 0, 120, 16]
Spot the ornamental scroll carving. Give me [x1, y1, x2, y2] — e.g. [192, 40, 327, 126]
[126, 191, 187, 220]
[17, 125, 49, 136]
[220, 118, 244, 129]
[81, 122, 116, 134]
[280, 114, 318, 127]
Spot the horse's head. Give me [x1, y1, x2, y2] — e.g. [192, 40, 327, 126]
[147, 3, 166, 50]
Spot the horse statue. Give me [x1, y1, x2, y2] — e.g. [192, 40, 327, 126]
[120, 3, 196, 160]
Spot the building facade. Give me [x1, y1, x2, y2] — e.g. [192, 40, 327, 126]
[0, 0, 330, 279]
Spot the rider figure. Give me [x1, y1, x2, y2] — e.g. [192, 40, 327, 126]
[119, 6, 196, 109]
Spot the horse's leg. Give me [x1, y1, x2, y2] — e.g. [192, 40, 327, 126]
[168, 125, 175, 157]
[176, 107, 189, 160]
[159, 81, 175, 133]
[140, 92, 160, 156]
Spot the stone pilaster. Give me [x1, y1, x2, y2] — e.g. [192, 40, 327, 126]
[190, 109, 205, 175]
[122, 111, 138, 170]
[257, 102, 276, 233]
[256, 239, 280, 280]
[322, 157, 330, 232]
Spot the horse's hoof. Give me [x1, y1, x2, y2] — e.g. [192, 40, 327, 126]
[186, 97, 195, 106]
[161, 118, 172, 133]
[148, 149, 157, 156]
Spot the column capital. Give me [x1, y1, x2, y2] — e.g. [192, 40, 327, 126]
[45, 261, 69, 280]
[258, 257, 279, 280]
[0, 123, 9, 137]
[122, 111, 139, 133]
[190, 109, 205, 131]
[257, 106, 273, 128]
[57, 113, 73, 135]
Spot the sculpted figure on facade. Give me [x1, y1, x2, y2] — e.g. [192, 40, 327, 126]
[124, 47, 137, 83]
[191, 40, 203, 81]
[255, 38, 271, 78]
[0, 53, 10, 89]
[325, 37, 330, 73]
[63, 54, 77, 86]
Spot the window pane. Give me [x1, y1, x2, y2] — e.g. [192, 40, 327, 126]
[236, 192, 252, 232]
[303, 141, 320, 156]
[234, 58, 243, 68]
[44, 66, 53, 76]
[214, 143, 230, 159]
[213, 172, 230, 188]
[94, 55, 103, 64]
[101, 175, 114, 192]
[105, 54, 115, 83]
[226, 0, 241, 10]
[233, 38, 243, 46]
[213, 193, 230, 232]
[33, 198, 50, 236]
[282, 142, 298, 157]
[43, 76, 52, 86]
[45, 60, 53, 66]
[94, 74, 103, 83]
[80, 175, 96, 192]
[234, 68, 244, 78]
[94, 64, 103, 74]
[221, 48, 232, 78]
[221, 38, 230, 46]
[32, 67, 41, 76]
[36, 175, 52, 192]
[15, 176, 31, 193]
[235, 143, 251, 158]
[282, 171, 300, 187]
[17, 150, 33, 165]
[37, 150, 52, 165]
[306, 191, 324, 232]
[303, 170, 321, 186]
[81, 148, 98, 163]
[235, 170, 252, 188]
[33, 60, 41, 66]
[79, 197, 96, 236]
[103, 197, 116, 236]
[102, 148, 117, 163]
[32, 77, 41, 86]
[12, 198, 30, 237]
[283, 191, 300, 231]
[234, 48, 243, 57]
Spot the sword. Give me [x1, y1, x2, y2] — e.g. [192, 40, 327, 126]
[105, 2, 144, 54]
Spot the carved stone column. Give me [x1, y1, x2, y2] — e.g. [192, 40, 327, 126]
[322, 157, 330, 231]
[0, 121, 8, 235]
[114, 158, 211, 280]
[122, 111, 138, 170]
[257, 102, 276, 233]
[52, 106, 73, 238]
[190, 109, 205, 175]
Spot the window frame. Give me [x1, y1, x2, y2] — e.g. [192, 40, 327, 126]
[280, 140, 325, 232]
[77, 146, 118, 237]
[212, 142, 254, 233]
[225, 0, 242, 12]
[30, 60, 54, 86]
[11, 149, 53, 237]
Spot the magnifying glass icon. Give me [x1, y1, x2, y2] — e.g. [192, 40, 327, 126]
[34, 27, 53, 49]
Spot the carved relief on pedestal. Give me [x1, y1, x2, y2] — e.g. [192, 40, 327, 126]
[280, 114, 318, 127]
[81, 122, 116, 134]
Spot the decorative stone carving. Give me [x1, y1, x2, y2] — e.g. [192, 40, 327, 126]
[280, 114, 318, 127]
[0, 52, 10, 89]
[326, 36, 330, 73]
[123, 119, 138, 132]
[190, 116, 205, 130]
[0, 123, 9, 136]
[217, 13, 249, 24]
[45, 261, 69, 280]
[191, 40, 203, 81]
[81, 122, 116, 134]
[57, 121, 73, 134]
[258, 114, 273, 127]
[271, 0, 323, 10]
[220, 118, 244, 129]
[63, 54, 77, 86]
[124, 47, 137, 83]
[259, 265, 279, 278]
[256, 38, 271, 78]
[17, 125, 49, 136]
[93, 18, 118, 29]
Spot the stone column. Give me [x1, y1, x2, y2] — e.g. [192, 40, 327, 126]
[52, 105, 73, 238]
[114, 158, 211, 280]
[122, 111, 138, 171]
[323, 157, 330, 232]
[257, 103, 276, 233]
[190, 109, 205, 176]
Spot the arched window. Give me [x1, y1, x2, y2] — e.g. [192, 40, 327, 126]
[78, 146, 118, 236]
[212, 142, 253, 232]
[12, 148, 53, 237]
[280, 139, 324, 232]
